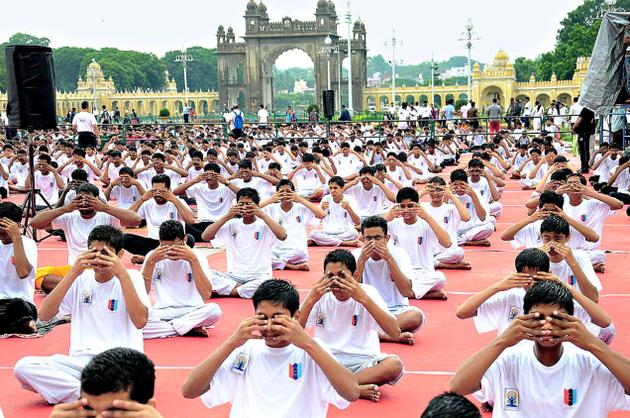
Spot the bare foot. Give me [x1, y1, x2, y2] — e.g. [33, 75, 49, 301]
[185, 326, 209, 337]
[422, 290, 448, 300]
[307, 239, 315, 246]
[436, 261, 472, 270]
[341, 240, 361, 247]
[593, 263, 605, 273]
[396, 332, 415, 345]
[463, 239, 491, 247]
[131, 255, 145, 265]
[359, 384, 381, 402]
[286, 263, 310, 271]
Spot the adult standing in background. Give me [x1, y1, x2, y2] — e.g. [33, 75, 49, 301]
[257, 104, 269, 127]
[487, 98, 503, 134]
[183, 103, 191, 124]
[72, 101, 99, 149]
[339, 105, 351, 122]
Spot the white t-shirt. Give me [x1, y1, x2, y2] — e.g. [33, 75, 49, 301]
[143, 250, 212, 314]
[61, 164, 97, 183]
[257, 108, 269, 124]
[306, 285, 390, 356]
[51, 211, 121, 264]
[34, 172, 59, 206]
[58, 270, 150, 356]
[0, 236, 37, 302]
[352, 244, 412, 308]
[480, 342, 627, 417]
[550, 250, 602, 293]
[137, 199, 190, 240]
[319, 194, 357, 230]
[200, 339, 349, 418]
[263, 203, 313, 253]
[186, 183, 236, 222]
[346, 183, 388, 218]
[293, 168, 323, 192]
[564, 199, 615, 251]
[469, 177, 492, 205]
[109, 184, 142, 209]
[72, 112, 98, 133]
[213, 218, 279, 279]
[421, 202, 460, 246]
[387, 217, 438, 271]
[9, 162, 29, 187]
[334, 154, 362, 178]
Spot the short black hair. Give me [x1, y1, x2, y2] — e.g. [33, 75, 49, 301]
[428, 176, 447, 186]
[151, 174, 171, 189]
[276, 179, 295, 191]
[237, 187, 260, 205]
[77, 183, 100, 197]
[81, 348, 155, 404]
[38, 154, 52, 164]
[549, 170, 569, 183]
[71, 169, 89, 182]
[152, 153, 166, 162]
[159, 220, 185, 241]
[540, 215, 570, 237]
[204, 162, 221, 173]
[567, 173, 587, 185]
[0, 202, 23, 223]
[361, 216, 388, 235]
[467, 159, 484, 169]
[396, 187, 419, 203]
[238, 159, 253, 170]
[515, 248, 550, 273]
[450, 169, 468, 182]
[328, 176, 345, 188]
[538, 191, 564, 209]
[323, 249, 357, 274]
[252, 279, 300, 316]
[359, 166, 374, 176]
[302, 153, 315, 163]
[421, 391, 481, 418]
[119, 167, 135, 177]
[87, 225, 124, 253]
[523, 280, 574, 316]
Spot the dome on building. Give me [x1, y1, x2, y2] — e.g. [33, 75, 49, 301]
[246, 0, 258, 13]
[87, 59, 101, 72]
[494, 50, 509, 62]
[258, 1, 267, 13]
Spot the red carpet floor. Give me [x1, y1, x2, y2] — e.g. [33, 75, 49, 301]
[1, 175, 629, 417]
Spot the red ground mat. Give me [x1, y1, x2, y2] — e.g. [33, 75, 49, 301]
[1, 175, 629, 417]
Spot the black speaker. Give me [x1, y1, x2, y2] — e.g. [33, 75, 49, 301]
[5, 45, 57, 130]
[322, 90, 335, 119]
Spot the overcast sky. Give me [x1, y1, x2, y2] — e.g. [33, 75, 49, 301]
[3, 0, 585, 68]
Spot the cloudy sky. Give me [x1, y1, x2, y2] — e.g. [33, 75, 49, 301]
[2, 0, 586, 68]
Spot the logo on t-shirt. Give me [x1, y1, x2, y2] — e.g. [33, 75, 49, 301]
[443, 216, 450, 224]
[253, 231, 261, 240]
[465, 202, 471, 209]
[564, 388, 577, 407]
[107, 299, 119, 312]
[568, 275, 577, 286]
[288, 362, 303, 380]
[504, 388, 519, 411]
[186, 272, 193, 283]
[295, 215, 303, 223]
[580, 214, 587, 222]
[219, 197, 224, 203]
[351, 314, 359, 326]
[316, 312, 326, 327]
[508, 306, 520, 321]
[169, 212, 175, 220]
[10, 256, 14, 265]
[373, 196, 377, 202]
[232, 353, 249, 375]
[417, 236, 424, 245]
[81, 290, 92, 305]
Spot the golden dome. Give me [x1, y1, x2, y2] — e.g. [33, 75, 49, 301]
[494, 50, 509, 61]
[87, 58, 101, 72]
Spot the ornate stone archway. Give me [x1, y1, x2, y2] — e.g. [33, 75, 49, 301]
[216, 1, 368, 113]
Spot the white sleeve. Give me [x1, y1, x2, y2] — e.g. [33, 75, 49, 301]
[127, 271, 151, 310]
[473, 293, 507, 334]
[480, 350, 510, 406]
[200, 347, 243, 408]
[213, 219, 233, 247]
[51, 212, 70, 231]
[363, 284, 394, 333]
[58, 278, 79, 317]
[312, 339, 352, 410]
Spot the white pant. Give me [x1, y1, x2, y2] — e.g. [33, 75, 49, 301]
[489, 201, 503, 218]
[14, 354, 92, 404]
[309, 227, 359, 247]
[143, 303, 222, 339]
[210, 270, 270, 298]
[457, 222, 494, 245]
[271, 245, 309, 270]
[519, 177, 539, 189]
[586, 249, 606, 266]
[410, 268, 446, 299]
[433, 245, 465, 267]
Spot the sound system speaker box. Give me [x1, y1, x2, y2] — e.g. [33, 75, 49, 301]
[322, 89, 335, 119]
[5, 45, 57, 130]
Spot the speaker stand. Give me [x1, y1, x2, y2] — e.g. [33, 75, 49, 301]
[21, 133, 53, 243]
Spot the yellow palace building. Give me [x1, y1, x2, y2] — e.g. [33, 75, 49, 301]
[0, 59, 220, 118]
[362, 51, 589, 111]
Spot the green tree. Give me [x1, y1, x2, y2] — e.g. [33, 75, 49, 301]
[162, 47, 218, 92]
[54, 47, 94, 91]
[8, 33, 50, 46]
[514, 57, 538, 82]
[367, 55, 390, 76]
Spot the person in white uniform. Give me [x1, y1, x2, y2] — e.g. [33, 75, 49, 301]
[384, 187, 452, 300]
[182, 279, 360, 418]
[449, 169, 494, 247]
[309, 176, 361, 247]
[451, 280, 630, 418]
[261, 179, 325, 271]
[13, 226, 150, 405]
[300, 249, 403, 403]
[201, 188, 287, 298]
[343, 166, 397, 219]
[141, 220, 221, 339]
[353, 216, 425, 345]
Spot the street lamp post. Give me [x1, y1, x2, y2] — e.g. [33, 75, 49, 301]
[345, 1, 353, 114]
[174, 50, 194, 107]
[430, 54, 435, 107]
[458, 19, 480, 104]
[88, 59, 98, 116]
[322, 35, 333, 90]
[385, 29, 402, 108]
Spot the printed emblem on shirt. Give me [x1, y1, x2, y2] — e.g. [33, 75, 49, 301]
[417, 236, 424, 245]
[465, 202, 471, 209]
[253, 231, 261, 240]
[107, 299, 119, 312]
[295, 215, 302, 223]
[316, 312, 326, 327]
[443, 216, 450, 224]
[373, 195, 377, 202]
[563, 388, 577, 407]
[351, 314, 359, 326]
[504, 388, 519, 411]
[580, 214, 587, 222]
[288, 362, 303, 380]
[568, 275, 577, 286]
[508, 306, 520, 321]
[169, 212, 175, 220]
[81, 290, 93, 305]
[186, 272, 193, 283]
[232, 353, 249, 375]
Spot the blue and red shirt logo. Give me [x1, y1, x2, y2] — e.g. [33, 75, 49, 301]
[288, 363, 303, 380]
[564, 388, 577, 406]
[107, 299, 119, 312]
[351, 314, 359, 326]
